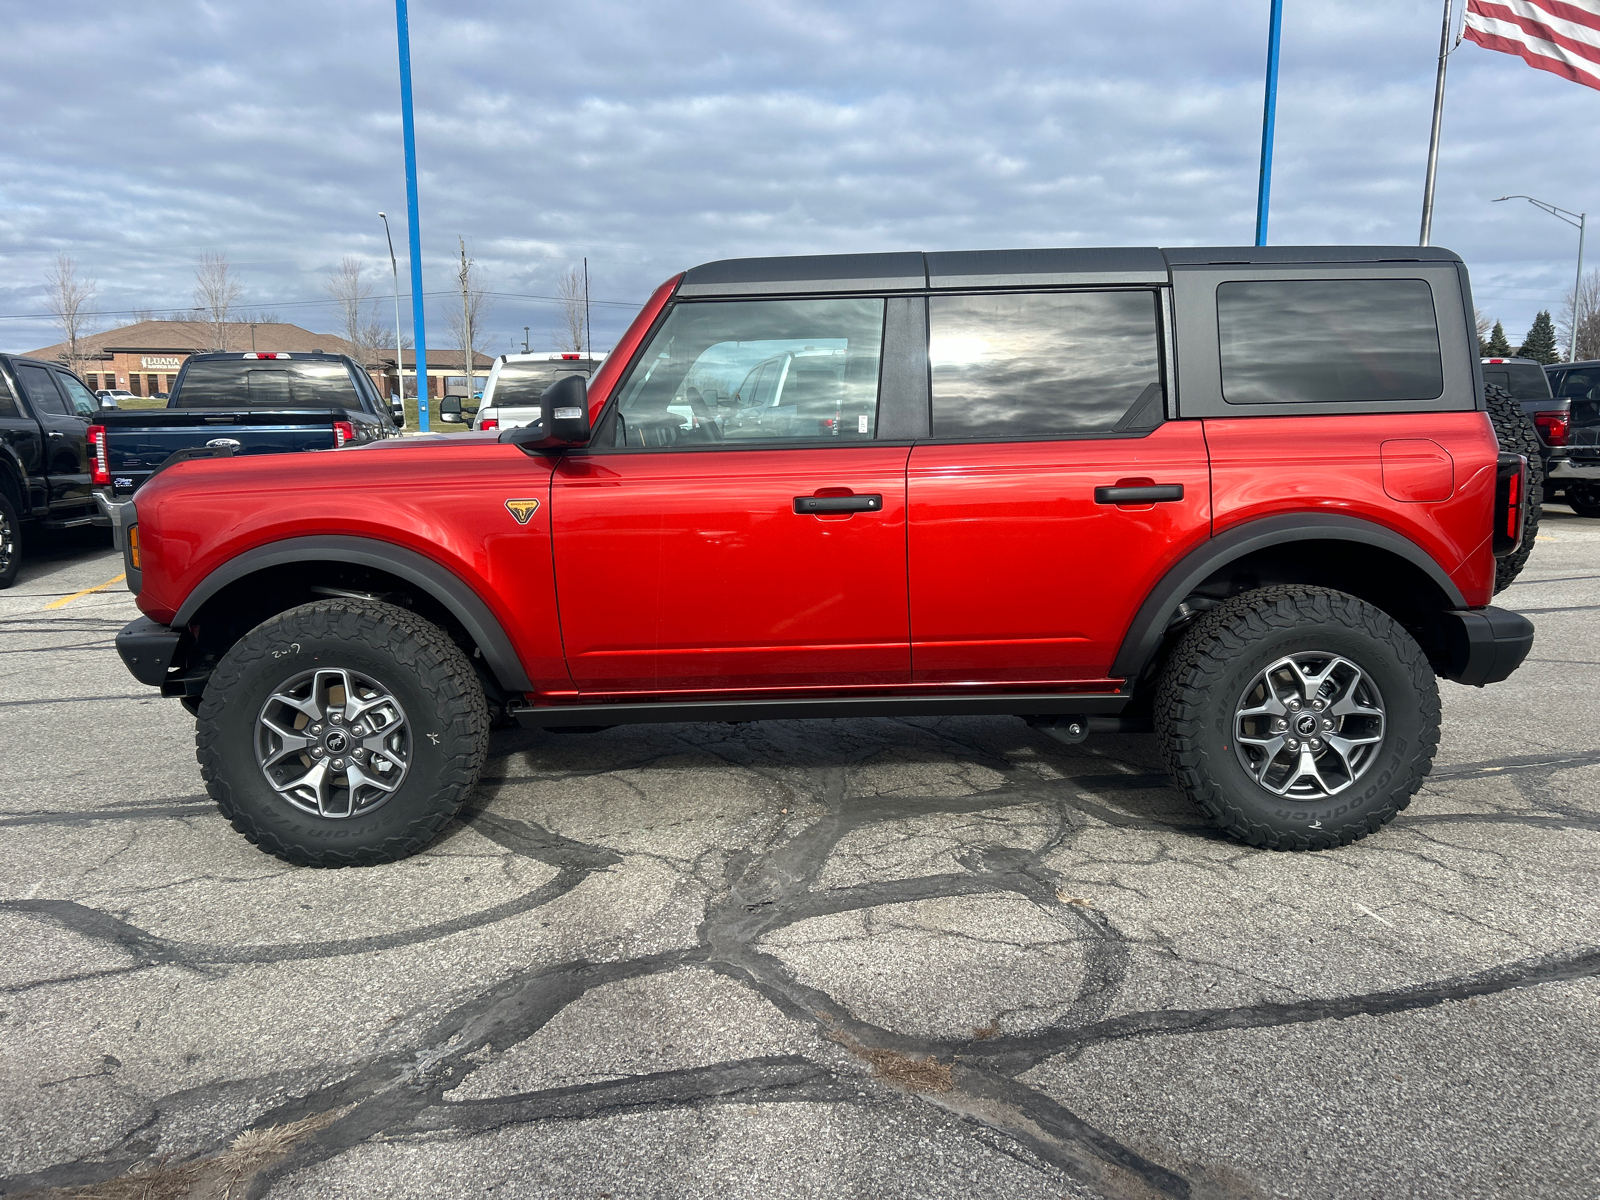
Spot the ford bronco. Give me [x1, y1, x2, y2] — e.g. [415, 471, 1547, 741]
[110, 246, 1537, 865]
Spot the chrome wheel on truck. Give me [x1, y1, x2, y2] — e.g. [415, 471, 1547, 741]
[0, 491, 20, 589]
[1156, 585, 1437, 851]
[198, 599, 488, 866]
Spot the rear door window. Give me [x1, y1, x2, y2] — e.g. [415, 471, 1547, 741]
[15, 364, 70, 415]
[608, 298, 885, 448]
[928, 290, 1164, 439]
[1218, 279, 1444, 405]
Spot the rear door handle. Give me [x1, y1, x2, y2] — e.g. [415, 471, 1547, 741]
[1094, 484, 1184, 504]
[47, 431, 65, 439]
[794, 493, 883, 514]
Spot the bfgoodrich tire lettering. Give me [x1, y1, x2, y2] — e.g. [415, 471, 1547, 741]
[1154, 586, 1440, 851]
[196, 599, 489, 866]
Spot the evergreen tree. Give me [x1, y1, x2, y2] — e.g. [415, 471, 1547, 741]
[1484, 320, 1512, 357]
[1517, 310, 1560, 364]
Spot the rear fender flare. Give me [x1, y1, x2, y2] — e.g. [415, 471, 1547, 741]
[1110, 514, 1468, 682]
[173, 535, 533, 693]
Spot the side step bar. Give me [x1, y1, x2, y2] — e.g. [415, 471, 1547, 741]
[511, 692, 1129, 730]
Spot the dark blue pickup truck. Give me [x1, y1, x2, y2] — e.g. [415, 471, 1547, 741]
[92, 351, 403, 502]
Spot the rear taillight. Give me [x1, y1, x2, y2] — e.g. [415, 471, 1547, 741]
[333, 421, 354, 448]
[480, 418, 499, 431]
[1534, 410, 1569, 446]
[88, 425, 109, 485]
[1493, 453, 1527, 557]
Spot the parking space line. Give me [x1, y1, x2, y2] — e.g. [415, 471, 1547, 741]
[44, 574, 126, 610]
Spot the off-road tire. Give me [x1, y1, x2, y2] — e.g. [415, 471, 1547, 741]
[1154, 585, 1439, 851]
[1486, 383, 1543, 592]
[196, 599, 489, 866]
[0, 489, 20, 589]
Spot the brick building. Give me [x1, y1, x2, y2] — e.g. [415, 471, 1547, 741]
[26, 320, 491, 399]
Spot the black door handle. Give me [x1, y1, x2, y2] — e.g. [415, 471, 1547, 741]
[794, 493, 883, 514]
[1094, 484, 1185, 504]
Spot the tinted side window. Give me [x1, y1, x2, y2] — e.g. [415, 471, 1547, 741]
[175, 360, 359, 408]
[610, 298, 885, 448]
[928, 290, 1163, 439]
[1218, 279, 1443, 405]
[0, 373, 19, 419]
[55, 371, 100, 417]
[16, 364, 69, 415]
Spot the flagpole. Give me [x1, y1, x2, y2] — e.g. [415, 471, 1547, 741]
[1419, 0, 1455, 246]
[1255, 0, 1284, 246]
[395, 0, 429, 432]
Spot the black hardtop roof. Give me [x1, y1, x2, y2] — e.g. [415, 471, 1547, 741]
[677, 245, 1465, 297]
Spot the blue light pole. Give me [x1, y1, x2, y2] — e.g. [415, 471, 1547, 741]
[395, 0, 429, 431]
[1255, 0, 1284, 247]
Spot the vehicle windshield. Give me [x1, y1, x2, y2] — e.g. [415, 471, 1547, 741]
[1483, 361, 1552, 401]
[174, 359, 358, 408]
[489, 361, 594, 408]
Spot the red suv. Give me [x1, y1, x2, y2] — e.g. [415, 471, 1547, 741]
[111, 246, 1535, 865]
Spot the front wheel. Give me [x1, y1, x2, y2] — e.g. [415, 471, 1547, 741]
[1155, 586, 1440, 851]
[196, 599, 490, 866]
[0, 490, 20, 589]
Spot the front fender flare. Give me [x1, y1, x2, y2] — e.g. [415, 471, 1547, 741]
[172, 534, 534, 693]
[1109, 514, 1469, 683]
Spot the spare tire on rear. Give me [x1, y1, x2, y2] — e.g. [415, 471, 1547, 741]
[1485, 383, 1542, 593]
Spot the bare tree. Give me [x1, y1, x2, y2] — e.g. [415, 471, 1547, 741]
[194, 252, 243, 352]
[446, 238, 492, 397]
[1557, 270, 1600, 362]
[555, 266, 586, 353]
[1474, 307, 1491, 344]
[131, 307, 154, 324]
[240, 308, 282, 325]
[44, 254, 98, 377]
[325, 257, 384, 365]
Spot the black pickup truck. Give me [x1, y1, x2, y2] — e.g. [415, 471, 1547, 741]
[0, 353, 105, 588]
[92, 351, 403, 502]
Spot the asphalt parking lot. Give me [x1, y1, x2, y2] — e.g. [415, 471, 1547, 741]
[2, 515, 1597, 1200]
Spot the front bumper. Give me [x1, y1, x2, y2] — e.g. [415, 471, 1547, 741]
[116, 616, 184, 687]
[1437, 606, 1535, 687]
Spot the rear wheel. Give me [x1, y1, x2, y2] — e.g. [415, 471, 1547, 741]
[1485, 383, 1543, 592]
[0, 491, 19, 589]
[1155, 586, 1439, 851]
[196, 599, 489, 866]
[1566, 481, 1600, 519]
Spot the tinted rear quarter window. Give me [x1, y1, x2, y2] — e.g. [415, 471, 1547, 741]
[928, 290, 1164, 439]
[1218, 279, 1444, 405]
[15, 364, 69, 415]
[175, 360, 359, 408]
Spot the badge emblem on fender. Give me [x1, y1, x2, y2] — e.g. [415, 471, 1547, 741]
[504, 498, 541, 525]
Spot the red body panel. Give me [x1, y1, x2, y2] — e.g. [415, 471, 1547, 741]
[1204, 412, 1499, 607]
[133, 441, 569, 695]
[549, 446, 912, 696]
[907, 422, 1213, 683]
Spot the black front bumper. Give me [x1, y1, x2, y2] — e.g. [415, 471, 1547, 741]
[116, 617, 185, 687]
[1438, 606, 1535, 687]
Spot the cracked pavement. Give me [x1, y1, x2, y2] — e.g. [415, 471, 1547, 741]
[1, 513, 1597, 1200]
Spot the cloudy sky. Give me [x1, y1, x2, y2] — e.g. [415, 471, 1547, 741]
[3, 0, 1596, 356]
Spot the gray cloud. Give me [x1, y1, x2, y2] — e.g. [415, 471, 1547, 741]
[2, 0, 1594, 354]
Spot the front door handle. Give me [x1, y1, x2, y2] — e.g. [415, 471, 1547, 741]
[47, 431, 65, 439]
[794, 493, 883, 514]
[1094, 484, 1184, 504]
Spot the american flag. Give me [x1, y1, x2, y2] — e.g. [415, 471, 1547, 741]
[1465, 0, 1600, 91]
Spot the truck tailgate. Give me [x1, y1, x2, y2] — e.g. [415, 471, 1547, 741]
[98, 409, 342, 496]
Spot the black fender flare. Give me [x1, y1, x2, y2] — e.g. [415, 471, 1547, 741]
[1109, 514, 1469, 682]
[0, 448, 24, 511]
[173, 535, 534, 693]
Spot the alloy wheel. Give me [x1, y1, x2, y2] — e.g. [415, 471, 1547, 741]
[1233, 652, 1386, 797]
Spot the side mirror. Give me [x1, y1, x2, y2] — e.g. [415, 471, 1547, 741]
[499, 373, 590, 451]
[390, 401, 405, 428]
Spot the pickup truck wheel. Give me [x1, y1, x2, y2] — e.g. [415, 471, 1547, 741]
[1154, 586, 1439, 851]
[0, 491, 19, 588]
[195, 599, 490, 867]
[1485, 383, 1543, 592]
[1566, 482, 1600, 519]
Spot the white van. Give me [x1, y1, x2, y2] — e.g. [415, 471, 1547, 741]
[472, 352, 605, 431]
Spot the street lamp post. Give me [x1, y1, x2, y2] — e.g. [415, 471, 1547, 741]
[379, 212, 405, 409]
[1495, 195, 1588, 362]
